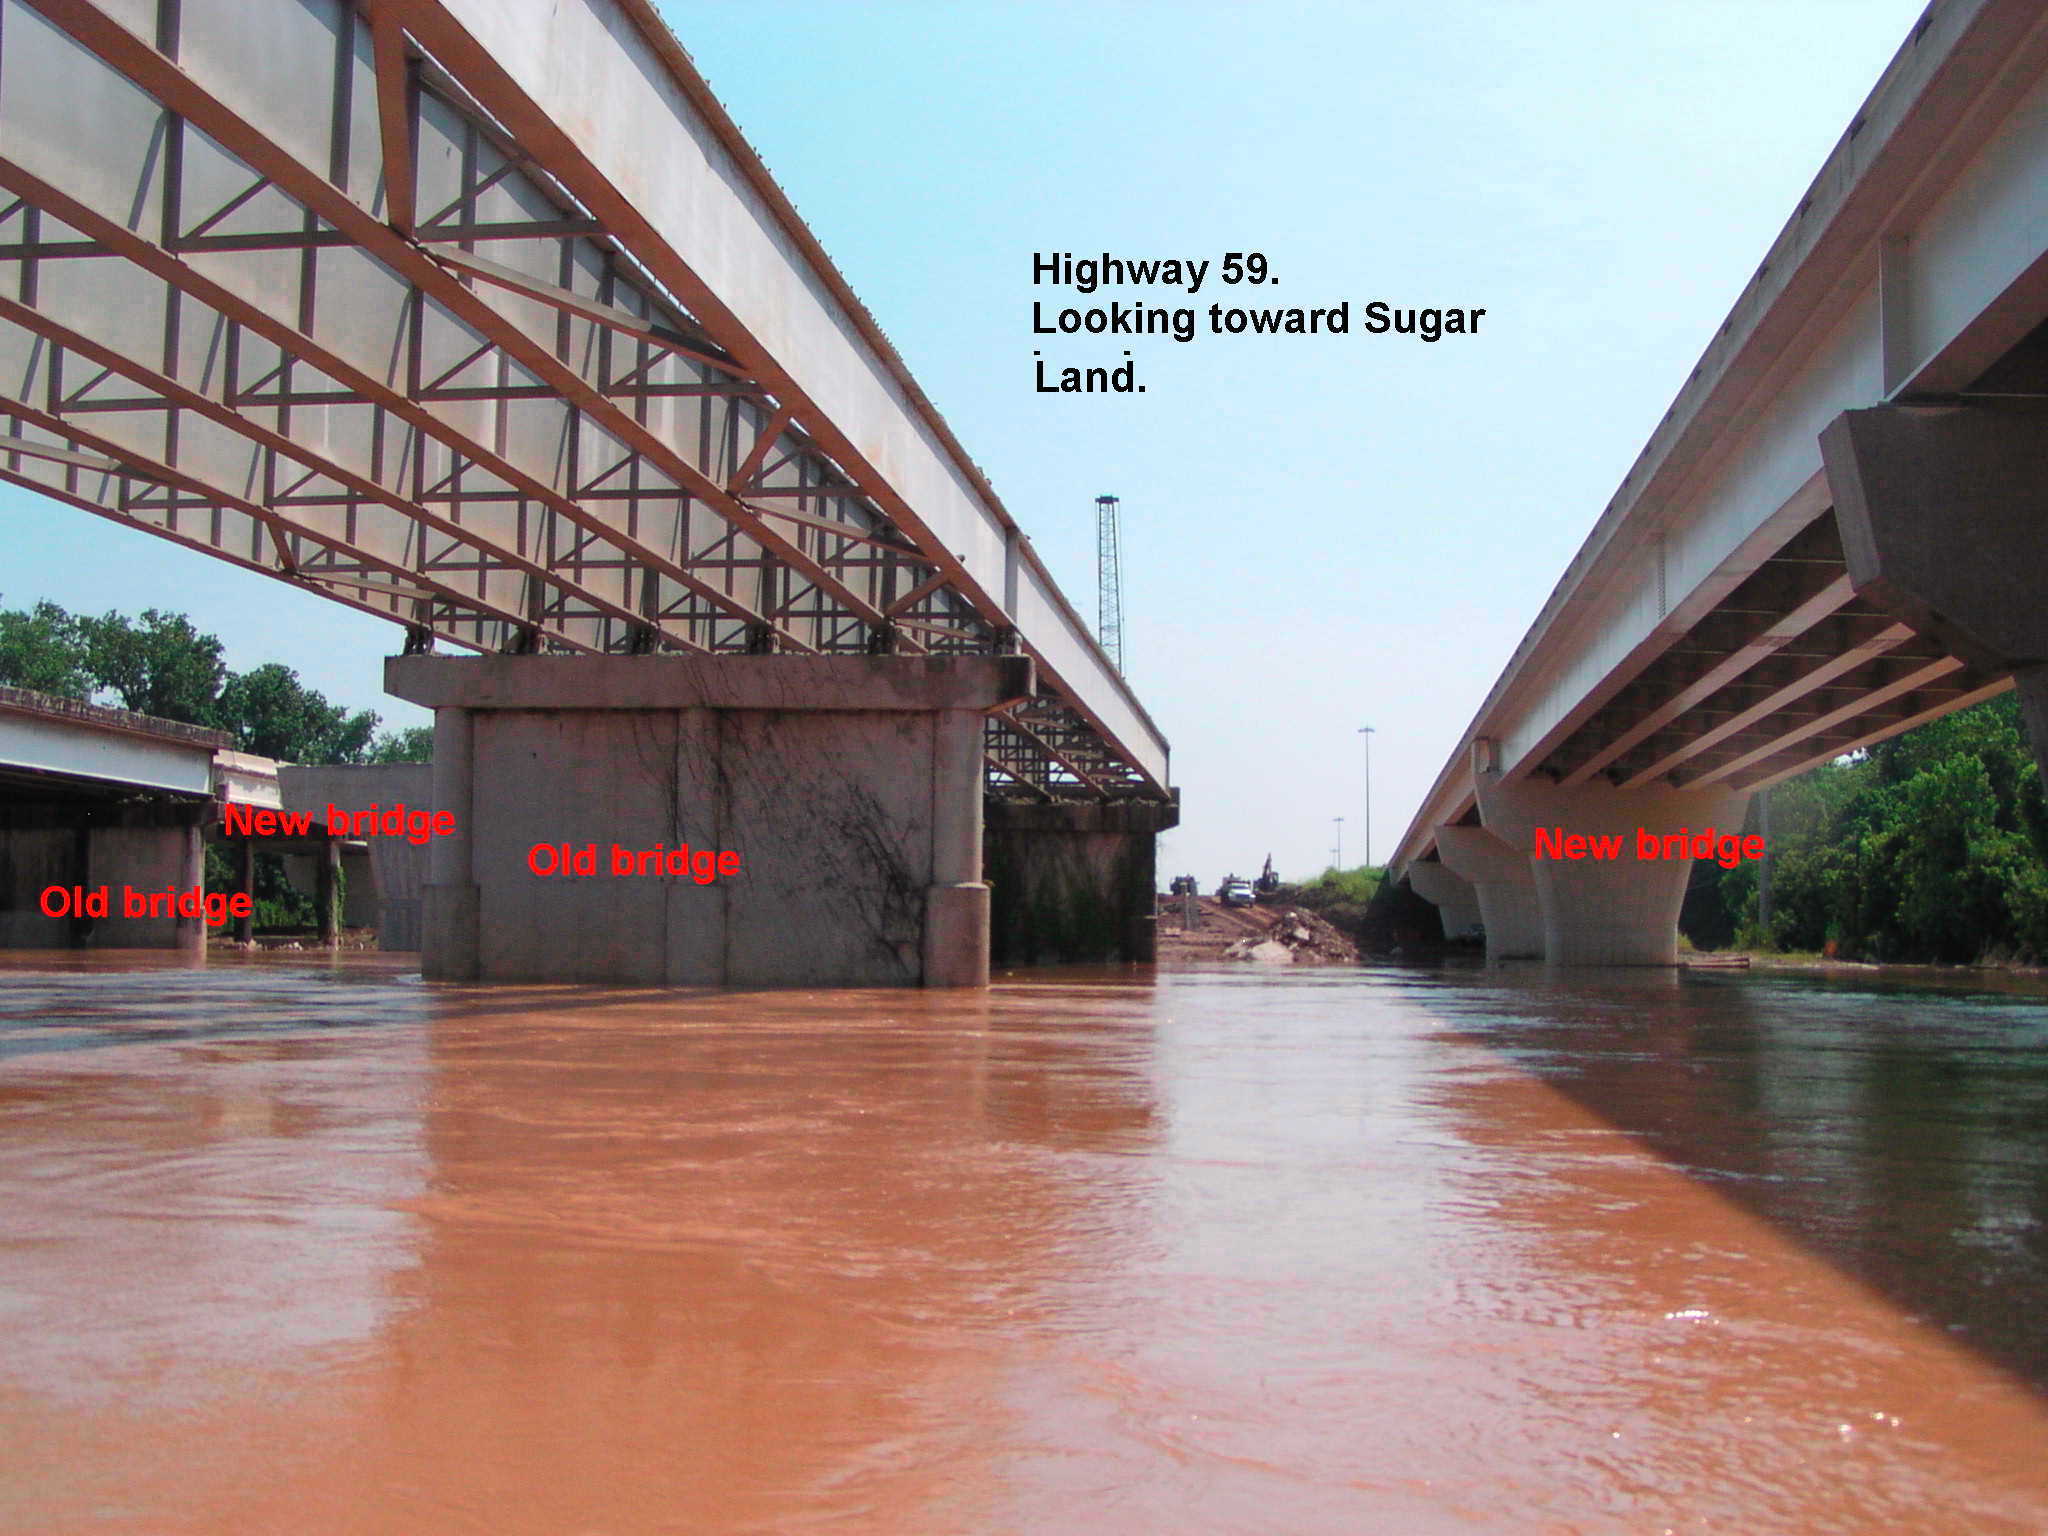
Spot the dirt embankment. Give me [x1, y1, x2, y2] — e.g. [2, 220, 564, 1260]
[1155, 897, 1359, 965]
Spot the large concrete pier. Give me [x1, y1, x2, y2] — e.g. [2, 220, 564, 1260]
[388, 653, 1033, 987]
[985, 798, 1178, 967]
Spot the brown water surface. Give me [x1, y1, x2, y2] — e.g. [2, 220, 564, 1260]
[3, 953, 2048, 1532]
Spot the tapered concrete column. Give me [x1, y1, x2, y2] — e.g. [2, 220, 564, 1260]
[1435, 825, 1545, 960]
[1476, 775, 1747, 965]
[925, 709, 989, 987]
[423, 706, 479, 980]
[1822, 404, 2048, 793]
[1405, 858, 1481, 940]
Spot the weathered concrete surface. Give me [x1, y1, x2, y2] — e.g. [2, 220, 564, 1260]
[281, 847, 378, 928]
[0, 688, 225, 951]
[1404, 859, 1481, 941]
[388, 654, 1033, 714]
[0, 686, 222, 798]
[1824, 403, 2048, 792]
[984, 798, 1178, 966]
[1435, 825, 1545, 961]
[1823, 405, 2048, 671]
[1476, 775, 1748, 966]
[281, 764, 434, 950]
[388, 655, 1030, 986]
[0, 798, 206, 950]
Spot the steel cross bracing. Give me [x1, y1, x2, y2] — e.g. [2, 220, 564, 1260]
[0, 0, 1156, 801]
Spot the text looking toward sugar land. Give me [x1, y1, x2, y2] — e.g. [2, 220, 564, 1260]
[1031, 250, 1487, 396]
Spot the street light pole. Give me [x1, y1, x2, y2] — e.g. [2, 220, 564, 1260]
[1358, 726, 1375, 868]
[1334, 816, 1344, 871]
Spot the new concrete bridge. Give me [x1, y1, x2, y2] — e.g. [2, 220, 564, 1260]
[1393, 0, 2048, 964]
[0, 0, 1175, 984]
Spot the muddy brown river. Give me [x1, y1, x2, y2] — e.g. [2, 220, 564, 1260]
[3, 953, 2047, 1532]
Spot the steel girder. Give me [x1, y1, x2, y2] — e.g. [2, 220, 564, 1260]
[0, 0, 1155, 799]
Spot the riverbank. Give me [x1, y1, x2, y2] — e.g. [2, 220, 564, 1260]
[1698, 948, 2048, 994]
[1153, 895, 1359, 964]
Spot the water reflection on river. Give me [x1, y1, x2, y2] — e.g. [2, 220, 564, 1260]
[3, 953, 2047, 1532]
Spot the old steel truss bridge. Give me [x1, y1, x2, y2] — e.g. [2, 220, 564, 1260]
[0, 0, 1171, 803]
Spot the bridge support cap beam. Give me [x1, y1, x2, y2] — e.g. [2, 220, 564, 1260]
[1822, 404, 2048, 669]
[1822, 403, 2048, 793]
[1476, 775, 1747, 966]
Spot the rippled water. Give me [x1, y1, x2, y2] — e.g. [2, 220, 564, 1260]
[3, 953, 2046, 1532]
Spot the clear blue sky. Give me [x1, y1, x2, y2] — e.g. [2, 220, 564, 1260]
[1, 2, 1927, 882]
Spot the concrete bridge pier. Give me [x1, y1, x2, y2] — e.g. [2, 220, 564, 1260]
[1403, 858, 1482, 941]
[388, 654, 1030, 987]
[0, 797, 207, 953]
[281, 765, 434, 950]
[984, 797, 1178, 966]
[424, 704, 481, 981]
[1822, 404, 2048, 791]
[1434, 825, 1545, 960]
[1476, 774, 1748, 965]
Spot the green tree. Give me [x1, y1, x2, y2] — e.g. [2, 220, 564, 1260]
[367, 724, 435, 763]
[216, 662, 379, 763]
[80, 607, 225, 723]
[1864, 757, 2021, 961]
[1696, 693, 2048, 962]
[0, 598, 93, 699]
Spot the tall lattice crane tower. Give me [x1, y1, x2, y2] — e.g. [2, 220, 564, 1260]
[1096, 494, 1124, 673]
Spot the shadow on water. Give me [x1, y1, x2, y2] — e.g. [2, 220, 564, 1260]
[1423, 960, 2048, 1398]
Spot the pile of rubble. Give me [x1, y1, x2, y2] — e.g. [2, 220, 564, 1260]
[1221, 907, 1358, 965]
